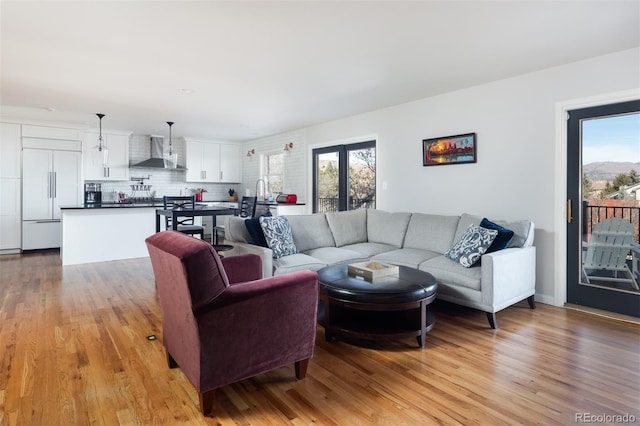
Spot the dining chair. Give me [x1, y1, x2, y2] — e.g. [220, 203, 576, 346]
[239, 196, 257, 218]
[163, 195, 205, 240]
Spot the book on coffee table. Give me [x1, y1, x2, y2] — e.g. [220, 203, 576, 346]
[347, 261, 399, 282]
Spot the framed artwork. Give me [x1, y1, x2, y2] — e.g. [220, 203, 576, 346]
[423, 133, 476, 166]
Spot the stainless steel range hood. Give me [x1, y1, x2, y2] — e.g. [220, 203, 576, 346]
[130, 136, 186, 169]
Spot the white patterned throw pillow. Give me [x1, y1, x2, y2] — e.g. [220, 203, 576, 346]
[445, 224, 498, 267]
[259, 216, 297, 259]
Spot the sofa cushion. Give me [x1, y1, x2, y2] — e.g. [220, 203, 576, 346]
[260, 216, 297, 259]
[419, 256, 482, 291]
[372, 248, 440, 268]
[367, 209, 412, 248]
[225, 216, 252, 244]
[403, 213, 460, 254]
[244, 211, 272, 247]
[325, 209, 367, 247]
[304, 247, 368, 265]
[272, 253, 327, 276]
[341, 242, 398, 258]
[504, 220, 534, 248]
[456, 213, 534, 248]
[445, 224, 497, 267]
[287, 214, 336, 252]
[480, 218, 514, 253]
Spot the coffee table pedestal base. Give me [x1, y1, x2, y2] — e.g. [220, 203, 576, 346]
[318, 292, 436, 348]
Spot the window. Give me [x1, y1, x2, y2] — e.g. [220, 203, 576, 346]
[262, 152, 284, 194]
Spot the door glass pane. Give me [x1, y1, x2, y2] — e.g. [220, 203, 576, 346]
[581, 112, 640, 293]
[348, 147, 376, 210]
[317, 151, 339, 213]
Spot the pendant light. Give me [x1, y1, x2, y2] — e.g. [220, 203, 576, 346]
[91, 113, 109, 166]
[163, 121, 178, 169]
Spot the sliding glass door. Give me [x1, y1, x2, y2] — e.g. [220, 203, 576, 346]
[312, 141, 376, 213]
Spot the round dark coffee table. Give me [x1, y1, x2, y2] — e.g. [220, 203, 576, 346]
[317, 264, 438, 348]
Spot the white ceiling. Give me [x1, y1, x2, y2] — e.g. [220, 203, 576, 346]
[1, 1, 639, 142]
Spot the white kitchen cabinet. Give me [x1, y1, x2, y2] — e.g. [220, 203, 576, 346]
[0, 122, 22, 251]
[83, 130, 131, 181]
[184, 138, 240, 183]
[185, 139, 220, 183]
[21, 124, 83, 141]
[1, 123, 21, 178]
[0, 179, 21, 250]
[22, 138, 81, 250]
[220, 143, 241, 183]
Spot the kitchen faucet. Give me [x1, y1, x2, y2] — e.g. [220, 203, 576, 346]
[255, 178, 267, 201]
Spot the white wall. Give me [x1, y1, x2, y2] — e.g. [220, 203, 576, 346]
[241, 129, 307, 202]
[242, 47, 640, 304]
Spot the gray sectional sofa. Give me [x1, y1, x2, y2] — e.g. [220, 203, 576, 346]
[224, 208, 536, 328]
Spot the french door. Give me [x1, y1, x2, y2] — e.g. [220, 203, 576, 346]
[312, 141, 376, 213]
[566, 100, 640, 317]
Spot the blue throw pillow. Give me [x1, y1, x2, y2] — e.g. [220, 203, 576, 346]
[244, 211, 272, 247]
[480, 218, 514, 253]
[445, 224, 498, 267]
[260, 216, 297, 259]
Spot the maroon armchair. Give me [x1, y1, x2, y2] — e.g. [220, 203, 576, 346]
[145, 231, 318, 416]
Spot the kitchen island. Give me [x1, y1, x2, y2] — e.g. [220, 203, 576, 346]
[61, 203, 161, 266]
[61, 201, 239, 266]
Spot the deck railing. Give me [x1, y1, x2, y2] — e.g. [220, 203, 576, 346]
[583, 203, 640, 243]
[317, 197, 376, 213]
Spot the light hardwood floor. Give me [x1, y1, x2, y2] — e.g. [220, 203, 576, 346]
[1, 251, 638, 425]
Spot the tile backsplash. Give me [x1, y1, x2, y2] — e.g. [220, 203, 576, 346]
[86, 135, 239, 202]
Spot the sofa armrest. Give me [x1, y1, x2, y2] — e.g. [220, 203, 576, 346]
[221, 254, 262, 283]
[224, 241, 274, 278]
[207, 270, 318, 311]
[481, 246, 536, 312]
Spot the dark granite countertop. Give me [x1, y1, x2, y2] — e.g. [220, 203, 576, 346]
[61, 199, 241, 210]
[256, 201, 306, 206]
[61, 202, 165, 209]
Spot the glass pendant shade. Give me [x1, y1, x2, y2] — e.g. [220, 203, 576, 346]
[92, 113, 109, 166]
[163, 152, 178, 169]
[164, 121, 178, 168]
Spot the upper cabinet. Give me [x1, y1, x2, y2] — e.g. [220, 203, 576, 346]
[219, 144, 241, 183]
[83, 130, 131, 181]
[184, 138, 241, 183]
[185, 139, 220, 183]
